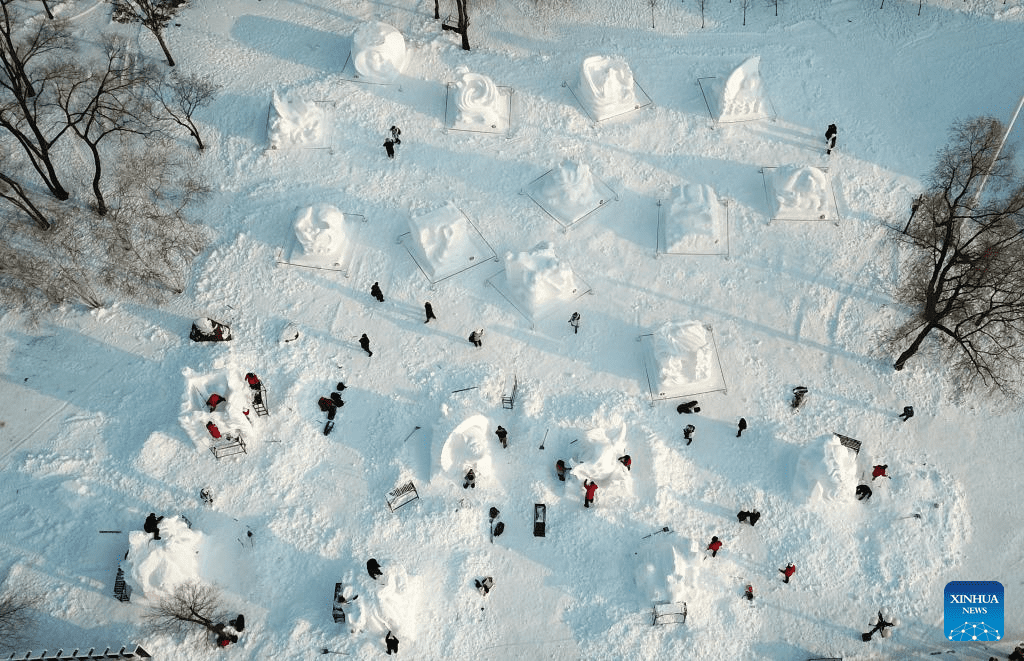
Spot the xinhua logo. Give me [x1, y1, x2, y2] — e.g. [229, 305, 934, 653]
[945, 581, 1003, 642]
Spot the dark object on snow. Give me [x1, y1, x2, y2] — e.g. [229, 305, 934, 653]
[229, 614, 245, 632]
[495, 425, 508, 448]
[872, 465, 889, 480]
[856, 484, 872, 500]
[332, 583, 353, 623]
[384, 139, 395, 159]
[475, 576, 494, 595]
[825, 123, 837, 154]
[190, 318, 232, 342]
[336, 382, 347, 392]
[569, 311, 581, 334]
[469, 329, 484, 347]
[737, 510, 760, 526]
[144, 513, 163, 540]
[385, 631, 399, 655]
[390, 125, 402, 144]
[743, 584, 754, 601]
[899, 406, 915, 421]
[367, 558, 383, 580]
[200, 487, 214, 506]
[555, 459, 566, 481]
[326, 406, 336, 421]
[330, 392, 345, 408]
[583, 479, 598, 508]
[791, 386, 808, 409]
[780, 563, 796, 583]
[370, 281, 385, 302]
[245, 373, 262, 390]
[207, 393, 225, 411]
[533, 503, 546, 537]
[736, 417, 747, 437]
[489, 507, 499, 521]
[318, 397, 336, 413]
[707, 536, 722, 557]
[618, 455, 631, 470]
[1009, 644, 1024, 661]
[359, 333, 373, 357]
[206, 421, 222, 439]
[676, 400, 700, 414]
[683, 424, 695, 445]
[463, 469, 476, 489]
[492, 521, 505, 537]
[424, 301, 436, 323]
[862, 610, 897, 641]
[214, 622, 238, 647]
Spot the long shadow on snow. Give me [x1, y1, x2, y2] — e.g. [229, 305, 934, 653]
[230, 15, 350, 74]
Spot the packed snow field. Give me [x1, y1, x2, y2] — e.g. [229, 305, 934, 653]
[1, 0, 1023, 659]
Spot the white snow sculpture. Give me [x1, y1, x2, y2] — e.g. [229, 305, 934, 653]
[407, 202, 477, 280]
[635, 538, 699, 603]
[536, 160, 605, 225]
[439, 414, 494, 485]
[650, 321, 715, 393]
[791, 435, 858, 504]
[771, 165, 831, 220]
[351, 22, 407, 83]
[570, 423, 630, 485]
[123, 516, 204, 598]
[574, 55, 638, 121]
[504, 242, 584, 318]
[454, 67, 502, 128]
[268, 91, 326, 149]
[294, 204, 347, 260]
[713, 56, 771, 122]
[663, 183, 726, 252]
[347, 564, 421, 642]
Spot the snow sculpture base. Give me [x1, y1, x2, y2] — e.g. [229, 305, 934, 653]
[485, 242, 592, 327]
[342, 22, 407, 85]
[266, 93, 334, 150]
[444, 80, 513, 135]
[657, 184, 730, 256]
[524, 161, 618, 231]
[761, 165, 840, 223]
[565, 56, 652, 123]
[638, 321, 727, 402]
[398, 202, 497, 285]
[277, 205, 366, 275]
[696, 56, 776, 125]
[181, 366, 257, 454]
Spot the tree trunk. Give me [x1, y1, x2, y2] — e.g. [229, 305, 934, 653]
[0, 172, 51, 230]
[40, 0, 54, 19]
[456, 0, 470, 51]
[434, 0, 440, 19]
[154, 30, 176, 67]
[87, 141, 107, 216]
[893, 324, 934, 371]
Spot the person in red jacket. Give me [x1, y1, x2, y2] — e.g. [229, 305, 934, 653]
[207, 393, 225, 412]
[743, 584, 754, 601]
[707, 536, 723, 557]
[618, 455, 631, 471]
[206, 421, 222, 439]
[872, 465, 889, 480]
[780, 563, 796, 583]
[583, 479, 598, 508]
[555, 460, 567, 482]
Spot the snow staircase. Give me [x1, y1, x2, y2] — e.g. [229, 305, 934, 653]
[112, 565, 131, 603]
[252, 385, 269, 417]
[5, 646, 151, 660]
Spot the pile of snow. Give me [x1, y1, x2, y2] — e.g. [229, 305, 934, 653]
[573, 55, 637, 121]
[406, 202, 481, 280]
[635, 537, 699, 604]
[503, 242, 585, 319]
[123, 516, 204, 598]
[438, 414, 495, 486]
[267, 91, 327, 149]
[453, 67, 503, 128]
[569, 422, 631, 485]
[294, 204, 347, 262]
[710, 56, 771, 122]
[351, 22, 406, 83]
[768, 165, 832, 220]
[791, 435, 859, 504]
[650, 321, 716, 394]
[533, 159, 607, 226]
[662, 183, 727, 253]
[346, 565, 422, 641]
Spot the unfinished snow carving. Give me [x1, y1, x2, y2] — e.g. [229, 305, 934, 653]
[663, 183, 726, 253]
[351, 22, 407, 83]
[407, 202, 478, 280]
[651, 321, 715, 394]
[268, 91, 326, 149]
[504, 242, 584, 319]
[792, 435, 858, 504]
[454, 67, 502, 128]
[712, 56, 771, 122]
[770, 165, 831, 220]
[570, 422, 631, 485]
[294, 204, 347, 261]
[536, 160, 605, 226]
[574, 55, 638, 121]
[439, 414, 494, 486]
[123, 516, 203, 598]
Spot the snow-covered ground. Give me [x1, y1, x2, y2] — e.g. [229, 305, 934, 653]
[1, 0, 1023, 658]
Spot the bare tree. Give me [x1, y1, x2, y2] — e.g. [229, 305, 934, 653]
[111, 0, 185, 67]
[0, 583, 43, 650]
[768, 0, 779, 17]
[96, 140, 210, 299]
[52, 37, 157, 215]
[700, 0, 707, 28]
[143, 580, 226, 637]
[149, 71, 221, 150]
[740, 0, 751, 25]
[0, 170, 51, 229]
[0, 4, 74, 200]
[889, 116, 1024, 396]
[441, 0, 470, 51]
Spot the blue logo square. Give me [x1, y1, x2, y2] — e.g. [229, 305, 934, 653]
[945, 581, 1003, 641]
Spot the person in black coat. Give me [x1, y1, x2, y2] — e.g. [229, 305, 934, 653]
[385, 631, 399, 655]
[367, 558, 383, 580]
[898, 406, 914, 422]
[495, 426, 508, 449]
[424, 302, 436, 323]
[144, 513, 164, 540]
[736, 418, 748, 437]
[359, 333, 372, 357]
[383, 139, 396, 159]
[825, 123, 837, 154]
[371, 282, 385, 302]
[676, 400, 700, 414]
